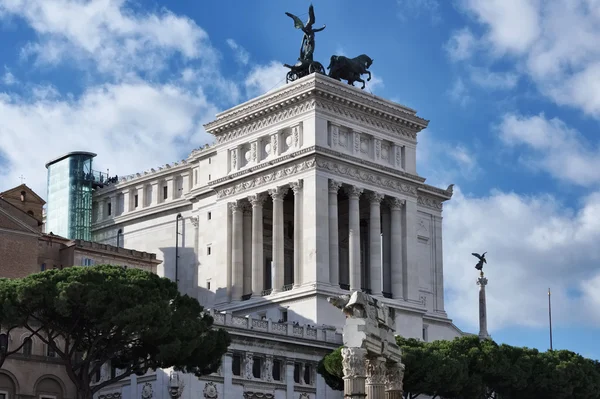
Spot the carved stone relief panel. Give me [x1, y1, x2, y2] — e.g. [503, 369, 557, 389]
[141, 382, 154, 399]
[417, 218, 430, 239]
[203, 382, 218, 398]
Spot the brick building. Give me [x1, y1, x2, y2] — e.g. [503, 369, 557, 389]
[0, 186, 161, 399]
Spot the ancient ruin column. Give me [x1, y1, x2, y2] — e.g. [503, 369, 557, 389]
[230, 202, 243, 301]
[366, 357, 387, 399]
[384, 362, 405, 399]
[346, 186, 363, 291]
[248, 193, 266, 297]
[329, 180, 343, 286]
[342, 347, 367, 398]
[290, 181, 303, 288]
[368, 193, 384, 295]
[269, 186, 288, 293]
[388, 198, 404, 299]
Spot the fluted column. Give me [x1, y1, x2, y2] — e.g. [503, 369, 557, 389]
[342, 347, 367, 398]
[389, 198, 404, 299]
[248, 193, 266, 297]
[290, 181, 303, 288]
[366, 357, 387, 399]
[269, 186, 288, 293]
[328, 180, 342, 286]
[242, 203, 252, 296]
[385, 362, 405, 399]
[346, 186, 363, 291]
[230, 202, 243, 301]
[368, 193, 384, 295]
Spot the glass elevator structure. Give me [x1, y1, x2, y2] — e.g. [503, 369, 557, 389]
[45, 152, 107, 240]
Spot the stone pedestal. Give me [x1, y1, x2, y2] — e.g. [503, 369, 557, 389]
[477, 271, 490, 340]
[365, 357, 386, 399]
[342, 347, 367, 398]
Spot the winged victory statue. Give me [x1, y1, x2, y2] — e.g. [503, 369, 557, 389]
[472, 252, 487, 271]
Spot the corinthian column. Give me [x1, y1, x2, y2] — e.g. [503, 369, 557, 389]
[368, 193, 384, 295]
[290, 181, 303, 288]
[342, 347, 367, 398]
[388, 198, 405, 299]
[366, 357, 387, 399]
[329, 180, 343, 286]
[269, 186, 288, 293]
[346, 186, 363, 291]
[248, 193, 266, 297]
[230, 202, 243, 301]
[384, 362, 405, 399]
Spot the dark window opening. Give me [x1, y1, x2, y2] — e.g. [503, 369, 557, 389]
[163, 186, 168, 199]
[27, 210, 34, 216]
[207, 281, 211, 290]
[41, 263, 46, 271]
[95, 368, 101, 383]
[232, 354, 241, 376]
[20, 191, 26, 202]
[208, 174, 211, 180]
[294, 363, 301, 383]
[134, 195, 139, 208]
[207, 246, 211, 255]
[252, 357, 262, 378]
[47, 345, 56, 357]
[304, 363, 311, 384]
[272, 359, 282, 381]
[22, 337, 32, 355]
[111, 364, 117, 378]
[281, 310, 288, 323]
[107, 202, 112, 216]
[207, 212, 212, 220]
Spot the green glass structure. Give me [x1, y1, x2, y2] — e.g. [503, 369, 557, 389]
[45, 152, 107, 240]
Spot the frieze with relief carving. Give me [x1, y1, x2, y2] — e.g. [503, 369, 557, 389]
[417, 195, 443, 210]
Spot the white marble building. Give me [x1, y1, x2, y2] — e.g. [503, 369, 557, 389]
[91, 73, 463, 399]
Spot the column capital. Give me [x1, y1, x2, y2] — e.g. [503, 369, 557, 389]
[345, 185, 363, 199]
[367, 192, 385, 204]
[229, 201, 241, 213]
[241, 202, 252, 216]
[268, 186, 288, 201]
[289, 180, 303, 195]
[384, 361, 405, 392]
[341, 347, 367, 378]
[248, 193, 267, 207]
[365, 357, 387, 385]
[328, 179, 343, 193]
[387, 197, 406, 210]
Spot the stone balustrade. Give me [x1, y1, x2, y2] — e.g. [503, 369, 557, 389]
[207, 309, 343, 344]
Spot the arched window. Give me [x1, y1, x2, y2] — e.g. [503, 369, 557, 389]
[22, 337, 32, 356]
[20, 190, 26, 202]
[27, 210, 34, 217]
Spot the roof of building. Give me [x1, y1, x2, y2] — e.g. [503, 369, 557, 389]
[45, 151, 97, 168]
[0, 183, 46, 205]
[0, 197, 41, 235]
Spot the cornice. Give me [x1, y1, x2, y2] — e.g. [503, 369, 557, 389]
[91, 198, 192, 229]
[204, 74, 429, 144]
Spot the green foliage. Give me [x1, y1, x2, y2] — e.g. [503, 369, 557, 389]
[0, 265, 230, 399]
[317, 335, 600, 399]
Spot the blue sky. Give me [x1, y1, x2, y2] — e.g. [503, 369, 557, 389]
[0, 0, 599, 360]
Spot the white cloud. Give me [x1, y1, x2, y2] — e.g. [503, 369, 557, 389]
[226, 38, 250, 66]
[446, 28, 477, 62]
[1, 0, 213, 78]
[448, 78, 470, 106]
[453, 0, 600, 117]
[397, 0, 441, 24]
[444, 186, 600, 330]
[2, 68, 18, 85]
[468, 66, 519, 90]
[244, 61, 288, 98]
[0, 81, 217, 196]
[498, 113, 600, 187]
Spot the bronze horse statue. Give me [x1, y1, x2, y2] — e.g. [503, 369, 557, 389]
[327, 54, 373, 89]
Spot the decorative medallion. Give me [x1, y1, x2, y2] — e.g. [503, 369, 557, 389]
[141, 383, 153, 399]
[203, 382, 218, 399]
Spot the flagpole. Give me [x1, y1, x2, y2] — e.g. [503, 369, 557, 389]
[548, 288, 553, 351]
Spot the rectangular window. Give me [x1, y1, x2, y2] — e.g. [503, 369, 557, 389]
[47, 345, 56, 357]
[294, 363, 300, 383]
[208, 158, 212, 164]
[0, 392, 8, 399]
[422, 325, 429, 342]
[83, 258, 94, 266]
[252, 357, 262, 379]
[207, 281, 211, 290]
[134, 195, 138, 208]
[40, 396, 56, 399]
[304, 363, 311, 384]
[41, 263, 46, 271]
[111, 364, 117, 378]
[207, 245, 212, 255]
[207, 211, 212, 220]
[163, 186, 168, 200]
[281, 310, 288, 323]
[208, 174, 211, 181]
[272, 359, 281, 381]
[232, 354, 241, 376]
[107, 202, 112, 216]
[22, 338, 32, 355]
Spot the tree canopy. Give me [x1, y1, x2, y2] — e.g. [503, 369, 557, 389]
[0, 265, 231, 399]
[317, 335, 600, 399]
